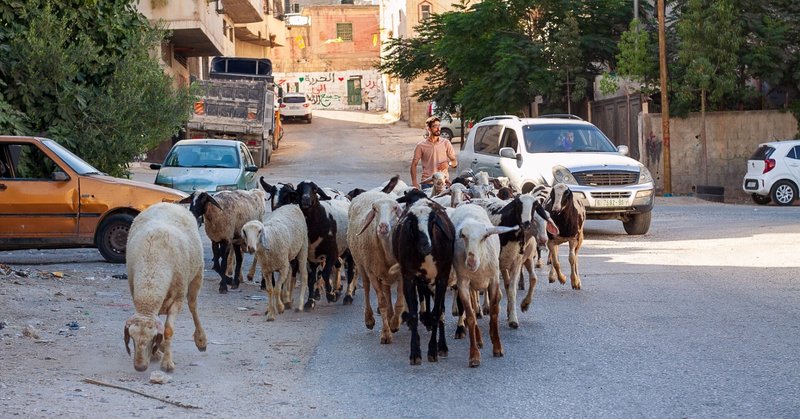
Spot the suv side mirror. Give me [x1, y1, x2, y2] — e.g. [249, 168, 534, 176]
[617, 145, 629, 156]
[150, 163, 162, 170]
[245, 165, 258, 172]
[499, 147, 518, 160]
[51, 171, 70, 181]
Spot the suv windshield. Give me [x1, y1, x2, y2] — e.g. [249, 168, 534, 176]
[522, 124, 618, 153]
[165, 145, 240, 168]
[283, 96, 306, 104]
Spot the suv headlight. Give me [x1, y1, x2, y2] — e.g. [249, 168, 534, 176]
[552, 165, 578, 185]
[638, 166, 654, 184]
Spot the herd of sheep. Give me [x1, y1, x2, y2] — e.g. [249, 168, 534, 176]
[122, 171, 586, 370]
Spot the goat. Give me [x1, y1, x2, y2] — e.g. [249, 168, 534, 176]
[390, 191, 454, 365]
[124, 203, 206, 372]
[450, 203, 518, 367]
[544, 183, 585, 290]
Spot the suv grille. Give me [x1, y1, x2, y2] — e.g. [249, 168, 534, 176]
[591, 191, 632, 199]
[574, 170, 638, 186]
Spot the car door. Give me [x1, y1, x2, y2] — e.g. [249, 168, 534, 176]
[0, 140, 79, 241]
[466, 124, 503, 176]
[497, 126, 525, 186]
[785, 145, 800, 183]
[240, 143, 257, 190]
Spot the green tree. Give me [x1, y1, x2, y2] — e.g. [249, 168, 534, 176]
[601, 18, 659, 97]
[547, 12, 586, 113]
[0, 0, 194, 177]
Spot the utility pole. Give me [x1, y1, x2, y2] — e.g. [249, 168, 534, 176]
[657, 0, 671, 195]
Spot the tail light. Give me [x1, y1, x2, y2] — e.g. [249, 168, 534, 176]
[303, 103, 310, 108]
[194, 101, 204, 115]
[763, 159, 776, 173]
[280, 103, 287, 108]
[246, 140, 259, 147]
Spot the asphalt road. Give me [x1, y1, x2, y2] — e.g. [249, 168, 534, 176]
[1, 109, 799, 417]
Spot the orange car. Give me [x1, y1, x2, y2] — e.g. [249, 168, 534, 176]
[0, 136, 188, 263]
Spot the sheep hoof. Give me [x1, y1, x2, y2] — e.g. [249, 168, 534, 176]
[508, 321, 519, 329]
[427, 354, 438, 363]
[469, 359, 481, 368]
[218, 286, 228, 294]
[438, 348, 448, 357]
[303, 300, 315, 312]
[521, 302, 530, 312]
[343, 295, 353, 305]
[380, 334, 392, 344]
[476, 311, 483, 319]
[410, 356, 422, 365]
[493, 350, 504, 358]
[455, 326, 466, 339]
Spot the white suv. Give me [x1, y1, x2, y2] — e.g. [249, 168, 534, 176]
[457, 114, 655, 234]
[742, 139, 800, 206]
[279, 93, 312, 123]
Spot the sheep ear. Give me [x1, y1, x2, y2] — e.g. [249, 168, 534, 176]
[259, 177, 275, 195]
[315, 184, 331, 200]
[358, 209, 376, 235]
[178, 194, 194, 205]
[434, 189, 451, 198]
[259, 225, 269, 248]
[484, 225, 518, 239]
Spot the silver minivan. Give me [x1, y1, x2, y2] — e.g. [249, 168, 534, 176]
[457, 115, 655, 234]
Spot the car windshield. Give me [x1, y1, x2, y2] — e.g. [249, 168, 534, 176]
[164, 145, 240, 168]
[41, 139, 102, 174]
[522, 124, 618, 153]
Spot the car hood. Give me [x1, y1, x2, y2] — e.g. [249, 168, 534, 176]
[526, 152, 642, 182]
[156, 167, 241, 193]
[90, 174, 188, 197]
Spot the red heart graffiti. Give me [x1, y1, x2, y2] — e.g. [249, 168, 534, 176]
[338, 77, 344, 82]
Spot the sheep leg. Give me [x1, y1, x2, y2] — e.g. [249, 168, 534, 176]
[502, 263, 522, 329]
[247, 254, 258, 283]
[430, 276, 449, 361]
[283, 258, 300, 309]
[188, 271, 207, 352]
[521, 257, 538, 312]
[535, 244, 547, 268]
[402, 274, 422, 365]
[454, 296, 466, 339]
[343, 251, 357, 305]
[230, 244, 243, 290]
[273, 267, 289, 318]
[548, 240, 567, 285]
[488, 279, 504, 358]
[376, 279, 395, 344]
[319, 258, 339, 303]
[217, 241, 232, 293]
[458, 283, 480, 367]
[450, 287, 460, 317]
[569, 231, 583, 290]
[160, 305, 180, 372]
[389, 279, 405, 332]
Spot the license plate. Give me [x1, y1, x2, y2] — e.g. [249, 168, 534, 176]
[595, 198, 628, 207]
[745, 179, 757, 189]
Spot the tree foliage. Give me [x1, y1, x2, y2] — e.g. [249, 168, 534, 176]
[0, 0, 195, 177]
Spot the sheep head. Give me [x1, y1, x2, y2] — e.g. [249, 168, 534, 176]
[179, 191, 222, 226]
[241, 220, 264, 254]
[124, 313, 164, 372]
[457, 221, 518, 272]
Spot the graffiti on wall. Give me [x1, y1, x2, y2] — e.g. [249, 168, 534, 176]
[274, 70, 386, 110]
[646, 131, 662, 168]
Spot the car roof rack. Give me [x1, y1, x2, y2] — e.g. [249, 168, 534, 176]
[537, 114, 584, 120]
[479, 115, 520, 123]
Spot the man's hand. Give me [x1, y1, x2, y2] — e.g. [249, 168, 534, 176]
[436, 161, 449, 172]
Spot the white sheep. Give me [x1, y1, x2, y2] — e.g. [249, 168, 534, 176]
[449, 203, 518, 367]
[124, 202, 206, 373]
[181, 189, 267, 293]
[241, 204, 309, 320]
[347, 188, 404, 344]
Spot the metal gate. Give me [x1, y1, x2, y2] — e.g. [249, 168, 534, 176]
[590, 94, 642, 161]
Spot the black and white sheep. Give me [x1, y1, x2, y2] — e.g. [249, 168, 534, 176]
[124, 203, 206, 372]
[241, 204, 309, 320]
[544, 183, 586, 290]
[390, 189, 455, 365]
[450, 203, 518, 367]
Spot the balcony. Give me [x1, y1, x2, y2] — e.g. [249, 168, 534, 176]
[235, 15, 287, 48]
[137, 0, 228, 57]
[222, 0, 263, 24]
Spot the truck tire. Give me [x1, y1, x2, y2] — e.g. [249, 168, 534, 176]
[623, 211, 651, 235]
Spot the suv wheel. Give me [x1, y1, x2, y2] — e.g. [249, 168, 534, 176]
[623, 211, 651, 235]
[770, 180, 797, 206]
[751, 193, 771, 205]
[97, 213, 135, 263]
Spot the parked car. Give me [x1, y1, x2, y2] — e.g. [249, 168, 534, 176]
[742, 139, 800, 206]
[428, 102, 471, 144]
[150, 139, 259, 195]
[457, 114, 655, 235]
[279, 92, 312, 123]
[0, 136, 187, 263]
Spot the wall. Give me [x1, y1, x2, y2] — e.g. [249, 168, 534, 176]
[642, 110, 798, 202]
[274, 70, 386, 110]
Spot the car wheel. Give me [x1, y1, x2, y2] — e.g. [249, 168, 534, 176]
[440, 128, 454, 142]
[623, 211, 651, 235]
[96, 213, 135, 263]
[306, 115, 312, 124]
[751, 193, 771, 205]
[770, 180, 797, 206]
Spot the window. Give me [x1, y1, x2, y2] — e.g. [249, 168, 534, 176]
[474, 125, 502, 155]
[789, 145, 800, 160]
[500, 128, 518, 151]
[420, 4, 431, 21]
[336, 23, 353, 41]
